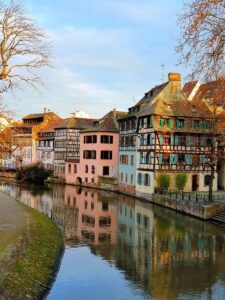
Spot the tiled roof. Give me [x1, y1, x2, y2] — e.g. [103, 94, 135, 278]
[54, 117, 96, 129]
[182, 81, 198, 98]
[82, 110, 126, 133]
[38, 119, 63, 133]
[22, 113, 45, 119]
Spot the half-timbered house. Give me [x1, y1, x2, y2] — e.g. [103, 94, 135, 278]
[54, 117, 96, 179]
[135, 73, 217, 196]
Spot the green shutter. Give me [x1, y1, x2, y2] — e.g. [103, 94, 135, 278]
[140, 135, 144, 145]
[168, 119, 173, 128]
[191, 120, 195, 129]
[148, 174, 151, 186]
[159, 135, 164, 145]
[170, 154, 178, 164]
[160, 119, 165, 127]
[170, 135, 174, 145]
[176, 119, 180, 128]
[149, 116, 152, 127]
[198, 120, 202, 128]
[184, 120, 187, 129]
[185, 154, 192, 165]
[158, 153, 163, 164]
[140, 152, 143, 164]
[203, 120, 207, 128]
[170, 154, 174, 164]
[200, 136, 206, 146]
[200, 154, 206, 164]
[175, 135, 180, 146]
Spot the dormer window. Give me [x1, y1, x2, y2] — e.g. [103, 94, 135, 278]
[176, 119, 187, 129]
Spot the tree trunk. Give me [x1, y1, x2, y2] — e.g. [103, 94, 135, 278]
[208, 167, 215, 203]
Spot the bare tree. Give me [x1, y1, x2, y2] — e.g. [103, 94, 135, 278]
[177, 0, 225, 201]
[0, 0, 52, 93]
[177, 0, 225, 81]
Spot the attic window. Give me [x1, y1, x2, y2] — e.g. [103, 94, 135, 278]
[150, 91, 154, 97]
[167, 104, 172, 111]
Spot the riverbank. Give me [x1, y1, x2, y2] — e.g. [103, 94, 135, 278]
[0, 191, 64, 300]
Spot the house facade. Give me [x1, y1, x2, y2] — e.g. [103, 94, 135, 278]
[66, 110, 125, 190]
[135, 73, 217, 196]
[118, 115, 137, 196]
[54, 117, 96, 179]
[2, 111, 60, 169]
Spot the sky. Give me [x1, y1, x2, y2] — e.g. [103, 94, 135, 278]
[4, 0, 186, 119]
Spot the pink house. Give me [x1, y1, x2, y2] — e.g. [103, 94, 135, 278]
[66, 110, 126, 191]
[64, 185, 117, 244]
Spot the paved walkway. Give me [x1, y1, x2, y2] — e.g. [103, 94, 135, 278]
[0, 191, 29, 257]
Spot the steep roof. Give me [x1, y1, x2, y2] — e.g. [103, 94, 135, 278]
[54, 117, 96, 130]
[38, 119, 64, 133]
[182, 81, 198, 98]
[22, 113, 45, 120]
[82, 110, 126, 133]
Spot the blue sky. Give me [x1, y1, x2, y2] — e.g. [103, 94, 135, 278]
[4, 0, 186, 119]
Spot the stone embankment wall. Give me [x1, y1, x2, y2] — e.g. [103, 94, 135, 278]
[152, 194, 225, 220]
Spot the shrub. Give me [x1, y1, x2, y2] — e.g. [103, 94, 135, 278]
[158, 173, 170, 190]
[175, 173, 188, 190]
[17, 165, 52, 184]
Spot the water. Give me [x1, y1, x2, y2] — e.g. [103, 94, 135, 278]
[1, 182, 225, 300]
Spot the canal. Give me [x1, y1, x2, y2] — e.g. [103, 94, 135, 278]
[1, 182, 225, 300]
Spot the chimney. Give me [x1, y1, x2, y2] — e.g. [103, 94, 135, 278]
[168, 72, 181, 93]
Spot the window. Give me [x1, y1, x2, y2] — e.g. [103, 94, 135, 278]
[103, 166, 109, 176]
[144, 216, 149, 229]
[204, 175, 211, 186]
[137, 213, 141, 225]
[131, 175, 133, 185]
[99, 217, 111, 227]
[91, 178, 95, 184]
[102, 202, 108, 211]
[120, 155, 128, 165]
[138, 173, 142, 185]
[68, 164, 71, 173]
[144, 174, 150, 186]
[85, 177, 88, 183]
[91, 165, 95, 174]
[131, 155, 134, 166]
[176, 119, 186, 129]
[83, 150, 96, 159]
[91, 202, 94, 210]
[84, 135, 97, 143]
[84, 201, 88, 209]
[74, 164, 77, 173]
[85, 165, 88, 173]
[101, 135, 113, 144]
[101, 151, 112, 160]
[82, 215, 95, 226]
[125, 174, 128, 183]
[121, 173, 123, 182]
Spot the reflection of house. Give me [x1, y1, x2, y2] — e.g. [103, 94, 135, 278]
[53, 117, 96, 179]
[66, 110, 125, 190]
[63, 185, 117, 244]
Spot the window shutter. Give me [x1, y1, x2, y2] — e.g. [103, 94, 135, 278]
[175, 135, 180, 146]
[148, 174, 151, 186]
[191, 120, 195, 129]
[140, 152, 143, 164]
[185, 154, 192, 165]
[170, 135, 174, 145]
[198, 120, 202, 128]
[159, 135, 164, 145]
[160, 119, 165, 127]
[184, 120, 187, 129]
[169, 154, 174, 164]
[203, 120, 207, 128]
[200, 154, 206, 164]
[158, 153, 163, 164]
[200, 136, 206, 146]
[149, 116, 152, 128]
[168, 119, 173, 128]
[140, 135, 144, 145]
[176, 119, 180, 128]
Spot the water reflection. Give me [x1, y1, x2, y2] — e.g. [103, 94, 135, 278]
[1, 182, 225, 300]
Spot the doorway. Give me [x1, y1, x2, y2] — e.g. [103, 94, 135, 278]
[192, 175, 199, 191]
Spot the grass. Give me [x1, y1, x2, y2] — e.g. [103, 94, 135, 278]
[0, 204, 64, 300]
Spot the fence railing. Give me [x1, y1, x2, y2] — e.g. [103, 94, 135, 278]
[154, 188, 225, 204]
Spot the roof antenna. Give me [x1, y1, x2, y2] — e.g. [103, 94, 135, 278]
[161, 64, 165, 83]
